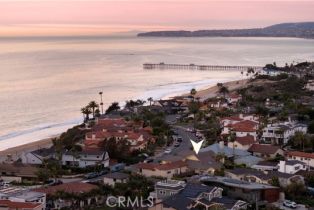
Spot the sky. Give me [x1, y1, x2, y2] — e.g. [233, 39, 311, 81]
[0, 0, 314, 36]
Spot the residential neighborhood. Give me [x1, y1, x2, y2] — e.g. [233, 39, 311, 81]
[0, 63, 314, 210]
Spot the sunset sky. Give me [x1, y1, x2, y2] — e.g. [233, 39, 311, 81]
[0, 0, 314, 36]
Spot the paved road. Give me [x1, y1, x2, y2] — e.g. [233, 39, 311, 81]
[153, 124, 200, 162]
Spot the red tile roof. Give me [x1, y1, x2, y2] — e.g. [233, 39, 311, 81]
[231, 120, 258, 132]
[235, 135, 255, 145]
[248, 144, 281, 155]
[0, 200, 41, 209]
[34, 182, 98, 195]
[286, 151, 314, 159]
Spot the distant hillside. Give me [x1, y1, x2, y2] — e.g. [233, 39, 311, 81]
[137, 22, 314, 39]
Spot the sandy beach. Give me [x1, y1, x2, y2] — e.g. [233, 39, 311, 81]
[0, 137, 53, 161]
[181, 78, 248, 100]
[0, 78, 248, 160]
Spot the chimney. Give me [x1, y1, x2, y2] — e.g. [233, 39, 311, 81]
[92, 133, 96, 140]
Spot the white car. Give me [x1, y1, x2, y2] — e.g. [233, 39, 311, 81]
[164, 148, 172, 154]
[283, 200, 297, 208]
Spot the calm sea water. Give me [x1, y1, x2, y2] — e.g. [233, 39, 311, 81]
[0, 36, 314, 150]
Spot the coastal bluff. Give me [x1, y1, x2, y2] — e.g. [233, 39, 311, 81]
[137, 22, 314, 39]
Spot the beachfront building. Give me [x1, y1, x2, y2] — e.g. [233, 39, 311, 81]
[61, 149, 109, 168]
[261, 121, 307, 145]
[286, 151, 314, 168]
[21, 147, 55, 165]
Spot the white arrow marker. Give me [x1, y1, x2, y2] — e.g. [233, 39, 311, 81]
[190, 139, 204, 154]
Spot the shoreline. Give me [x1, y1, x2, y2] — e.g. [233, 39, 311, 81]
[0, 78, 247, 157]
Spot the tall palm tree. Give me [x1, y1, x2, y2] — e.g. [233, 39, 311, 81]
[88, 101, 99, 118]
[147, 97, 153, 107]
[81, 106, 92, 122]
[99, 91, 104, 114]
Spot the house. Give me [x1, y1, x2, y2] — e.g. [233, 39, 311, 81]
[252, 161, 279, 171]
[62, 149, 109, 168]
[153, 99, 187, 114]
[202, 176, 280, 203]
[278, 160, 308, 174]
[286, 151, 314, 168]
[185, 151, 222, 174]
[21, 147, 55, 165]
[200, 142, 262, 167]
[103, 172, 129, 186]
[0, 187, 46, 209]
[0, 200, 43, 210]
[195, 197, 247, 210]
[153, 179, 186, 200]
[226, 93, 242, 104]
[261, 121, 307, 145]
[221, 114, 259, 140]
[248, 144, 284, 159]
[305, 80, 314, 91]
[0, 164, 39, 183]
[135, 161, 188, 179]
[227, 135, 255, 150]
[149, 183, 246, 210]
[34, 182, 99, 210]
[225, 168, 304, 188]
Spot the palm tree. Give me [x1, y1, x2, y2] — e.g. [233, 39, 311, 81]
[99, 91, 104, 114]
[81, 106, 92, 122]
[147, 97, 153, 107]
[88, 101, 99, 118]
[219, 86, 229, 98]
[190, 88, 197, 101]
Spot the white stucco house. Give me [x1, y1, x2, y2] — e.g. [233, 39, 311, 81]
[21, 147, 55, 165]
[278, 160, 308, 174]
[261, 121, 307, 145]
[62, 150, 109, 168]
[286, 151, 314, 168]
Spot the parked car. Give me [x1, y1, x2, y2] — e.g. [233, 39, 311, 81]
[84, 172, 99, 179]
[164, 148, 172, 154]
[177, 136, 183, 142]
[174, 142, 180, 147]
[110, 163, 126, 172]
[283, 200, 297, 208]
[0, 181, 11, 188]
[144, 158, 154, 163]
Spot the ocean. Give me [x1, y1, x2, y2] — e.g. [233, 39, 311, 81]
[0, 36, 314, 150]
